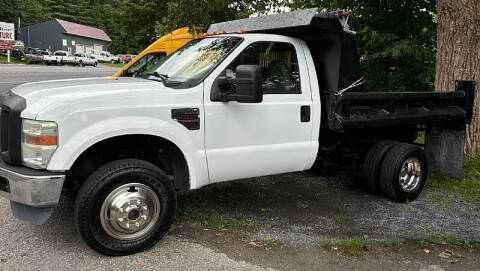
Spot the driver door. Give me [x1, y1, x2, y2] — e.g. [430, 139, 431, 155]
[204, 38, 314, 183]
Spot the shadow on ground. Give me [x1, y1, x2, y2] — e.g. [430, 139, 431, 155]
[178, 169, 480, 245]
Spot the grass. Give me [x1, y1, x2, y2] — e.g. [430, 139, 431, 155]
[415, 131, 425, 144]
[322, 238, 366, 256]
[384, 238, 405, 248]
[101, 62, 125, 68]
[426, 158, 480, 210]
[176, 207, 264, 243]
[176, 209, 232, 231]
[332, 214, 348, 224]
[262, 238, 277, 249]
[419, 224, 433, 234]
[415, 132, 480, 210]
[0, 55, 26, 65]
[405, 201, 419, 214]
[420, 235, 480, 253]
[426, 194, 453, 212]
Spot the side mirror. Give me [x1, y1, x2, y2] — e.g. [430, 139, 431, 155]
[213, 65, 263, 103]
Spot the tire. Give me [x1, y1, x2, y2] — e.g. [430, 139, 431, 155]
[74, 159, 176, 256]
[94, 62, 97, 67]
[362, 140, 397, 194]
[110, 59, 115, 64]
[379, 143, 428, 202]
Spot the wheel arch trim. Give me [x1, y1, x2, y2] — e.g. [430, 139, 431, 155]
[46, 116, 208, 189]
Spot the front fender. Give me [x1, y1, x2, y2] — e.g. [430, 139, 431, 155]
[47, 116, 208, 189]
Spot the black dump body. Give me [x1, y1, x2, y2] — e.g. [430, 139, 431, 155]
[209, 9, 476, 178]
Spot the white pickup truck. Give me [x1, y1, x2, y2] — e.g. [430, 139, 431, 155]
[0, 9, 475, 256]
[43, 50, 76, 65]
[92, 51, 120, 64]
[73, 53, 98, 67]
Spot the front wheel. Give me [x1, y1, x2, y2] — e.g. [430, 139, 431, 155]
[74, 159, 176, 256]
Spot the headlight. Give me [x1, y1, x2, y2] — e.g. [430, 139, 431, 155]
[21, 119, 58, 169]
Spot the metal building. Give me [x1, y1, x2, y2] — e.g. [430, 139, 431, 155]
[19, 19, 111, 54]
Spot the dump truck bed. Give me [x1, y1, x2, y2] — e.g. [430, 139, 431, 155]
[209, 9, 476, 132]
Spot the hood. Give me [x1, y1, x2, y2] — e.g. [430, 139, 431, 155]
[11, 77, 172, 119]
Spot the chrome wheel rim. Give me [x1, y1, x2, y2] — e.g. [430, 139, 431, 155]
[398, 157, 422, 192]
[100, 183, 160, 240]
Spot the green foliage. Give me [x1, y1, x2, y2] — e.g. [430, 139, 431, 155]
[262, 237, 277, 249]
[1, 0, 438, 90]
[322, 238, 366, 256]
[153, 0, 275, 36]
[384, 238, 405, 248]
[0, 55, 27, 64]
[426, 158, 480, 210]
[287, 0, 437, 92]
[0, 0, 128, 53]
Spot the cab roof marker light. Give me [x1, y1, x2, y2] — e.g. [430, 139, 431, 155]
[338, 10, 352, 17]
[237, 29, 246, 34]
[219, 30, 227, 34]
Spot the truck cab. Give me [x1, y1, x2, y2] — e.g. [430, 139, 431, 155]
[0, 9, 475, 256]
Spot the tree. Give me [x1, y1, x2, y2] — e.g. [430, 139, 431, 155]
[118, 0, 168, 53]
[435, 0, 479, 157]
[287, 0, 437, 93]
[0, 0, 19, 24]
[16, 0, 50, 25]
[153, 0, 276, 36]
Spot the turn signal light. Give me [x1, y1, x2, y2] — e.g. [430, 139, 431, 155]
[25, 135, 58, 146]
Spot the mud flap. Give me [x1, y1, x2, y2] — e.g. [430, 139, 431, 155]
[11, 201, 54, 225]
[425, 124, 466, 179]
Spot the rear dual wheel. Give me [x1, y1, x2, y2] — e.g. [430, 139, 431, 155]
[363, 141, 427, 202]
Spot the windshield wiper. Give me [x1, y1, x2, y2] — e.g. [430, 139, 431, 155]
[146, 72, 170, 83]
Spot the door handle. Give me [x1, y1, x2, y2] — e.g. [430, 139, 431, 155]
[301, 105, 310, 122]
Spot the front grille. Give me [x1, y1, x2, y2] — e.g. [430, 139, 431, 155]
[0, 176, 9, 193]
[1, 109, 10, 152]
[0, 91, 26, 165]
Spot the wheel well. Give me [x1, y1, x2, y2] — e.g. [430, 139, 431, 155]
[65, 135, 190, 192]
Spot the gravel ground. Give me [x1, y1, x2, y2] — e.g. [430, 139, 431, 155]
[0, 197, 273, 271]
[179, 170, 480, 245]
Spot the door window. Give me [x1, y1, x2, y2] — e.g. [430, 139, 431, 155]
[225, 42, 301, 94]
[124, 52, 167, 77]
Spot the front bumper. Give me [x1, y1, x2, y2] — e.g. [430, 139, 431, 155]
[0, 159, 65, 207]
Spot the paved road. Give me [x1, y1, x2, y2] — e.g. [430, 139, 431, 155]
[0, 64, 273, 271]
[0, 64, 118, 93]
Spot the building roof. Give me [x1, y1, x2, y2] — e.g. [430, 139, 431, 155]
[56, 19, 111, 42]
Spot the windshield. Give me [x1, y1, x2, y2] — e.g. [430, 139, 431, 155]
[139, 36, 242, 86]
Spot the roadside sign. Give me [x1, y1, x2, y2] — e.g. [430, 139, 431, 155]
[0, 22, 15, 41]
[0, 41, 13, 50]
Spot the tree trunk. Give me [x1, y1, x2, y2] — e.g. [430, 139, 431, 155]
[435, 0, 480, 157]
